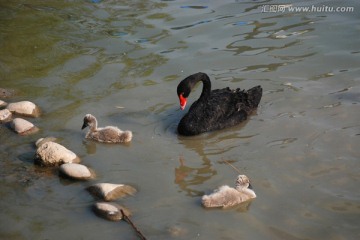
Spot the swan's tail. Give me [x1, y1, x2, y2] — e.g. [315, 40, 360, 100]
[120, 130, 133, 143]
[246, 85, 262, 108]
[202, 195, 224, 208]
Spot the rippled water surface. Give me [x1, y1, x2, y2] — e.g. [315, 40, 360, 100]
[1, 0, 359, 239]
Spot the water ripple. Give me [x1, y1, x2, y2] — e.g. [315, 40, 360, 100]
[266, 138, 298, 147]
[180, 6, 209, 9]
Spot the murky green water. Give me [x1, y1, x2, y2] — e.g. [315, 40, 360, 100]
[1, 0, 359, 239]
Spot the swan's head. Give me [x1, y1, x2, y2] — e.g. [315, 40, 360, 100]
[177, 72, 209, 110]
[177, 81, 190, 110]
[82, 114, 96, 130]
[235, 175, 252, 189]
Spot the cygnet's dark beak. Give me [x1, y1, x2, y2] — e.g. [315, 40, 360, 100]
[248, 183, 253, 190]
[81, 122, 87, 130]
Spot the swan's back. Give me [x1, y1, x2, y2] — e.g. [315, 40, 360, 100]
[178, 85, 262, 135]
[87, 127, 132, 143]
[202, 185, 256, 208]
[202, 185, 239, 208]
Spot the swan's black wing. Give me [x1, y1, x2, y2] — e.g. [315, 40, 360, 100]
[178, 86, 262, 136]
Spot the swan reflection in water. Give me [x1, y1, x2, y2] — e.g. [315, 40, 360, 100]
[174, 156, 217, 197]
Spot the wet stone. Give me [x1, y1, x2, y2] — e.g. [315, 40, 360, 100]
[92, 202, 131, 222]
[35, 137, 58, 148]
[35, 141, 80, 167]
[59, 163, 94, 180]
[0, 100, 7, 108]
[10, 118, 38, 135]
[86, 183, 137, 201]
[168, 225, 188, 237]
[0, 109, 12, 122]
[6, 101, 40, 117]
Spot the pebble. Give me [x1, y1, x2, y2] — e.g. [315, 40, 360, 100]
[92, 202, 131, 221]
[35, 141, 80, 166]
[86, 183, 137, 201]
[0, 109, 12, 122]
[10, 118, 39, 135]
[0, 100, 7, 107]
[6, 101, 40, 117]
[59, 163, 95, 180]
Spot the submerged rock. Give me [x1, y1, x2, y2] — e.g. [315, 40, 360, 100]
[35, 141, 80, 166]
[168, 225, 188, 237]
[59, 163, 95, 180]
[7, 101, 40, 117]
[0, 88, 15, 98]
[0, 109, 12, 122]
[92, 202, 131, 221]
[10, 118, 39, 135]
[86, 183, 137, 201]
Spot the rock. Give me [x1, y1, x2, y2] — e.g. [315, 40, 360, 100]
[86, 183, 137, 201]
[0, 100, 7, 108]
[35, 141, 80, 166]
[35, 137, 58, 148]
[0, 109, 12, 122]
[59, 163, 95, 180]
[6, 101, 40, 117]
[0, 88, 15, 98]
[92, 202, 131, 221]
[10, 118, 39, 135]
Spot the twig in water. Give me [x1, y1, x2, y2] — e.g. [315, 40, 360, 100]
[121, 209, 147, 240]
[223, 159, 241, 174]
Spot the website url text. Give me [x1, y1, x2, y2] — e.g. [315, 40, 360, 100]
[261, 4, 354, 13]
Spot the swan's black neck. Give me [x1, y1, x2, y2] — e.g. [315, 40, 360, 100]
[177, 72, 212, 105]
[192, 72, 211, 101]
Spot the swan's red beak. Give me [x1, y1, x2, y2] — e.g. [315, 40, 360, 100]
[179, 93, 187, 110]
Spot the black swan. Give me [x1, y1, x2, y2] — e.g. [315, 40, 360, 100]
[176, 72, 262, 136]
[81, 114, 132, 143]
[202, 174, 256, 208]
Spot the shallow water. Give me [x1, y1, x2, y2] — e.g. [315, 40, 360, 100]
[1, 0, 359, 239]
